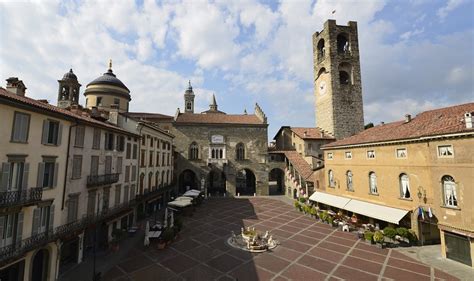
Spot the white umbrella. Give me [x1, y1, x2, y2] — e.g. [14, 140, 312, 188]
[170, 210, 174, 228]
[164, 208, 168, 228]
[144, 221, 150, 247]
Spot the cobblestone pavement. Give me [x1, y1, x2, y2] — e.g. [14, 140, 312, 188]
[98, 197, 458, 281]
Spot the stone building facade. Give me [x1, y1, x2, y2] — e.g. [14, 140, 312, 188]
[313, 20, 364, 140]
[164, 85, 269, 197]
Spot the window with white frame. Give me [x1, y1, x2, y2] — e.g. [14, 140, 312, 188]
[396, 148, 407, 159]
[438, 145, 454, 158]
[327, 152, 333, 160]
[367, 150, 375, 159]
[442, 175, 457, 207]
[189, 142, 199, 160]
[369, 172, 378, 194]
[345, 151, 352, 159]
[399, 173, 411, 199]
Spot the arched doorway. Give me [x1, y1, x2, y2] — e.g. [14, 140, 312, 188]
[269, 168, 284, 195]
[179, 170, 197, 194]
[208, 169, 226, 196]
[32, 249, 49, 281]
[293, 189, 298, 199]
[236, 169, 256, 196]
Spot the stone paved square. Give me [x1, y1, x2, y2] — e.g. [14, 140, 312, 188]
[101, 198, 459, 280]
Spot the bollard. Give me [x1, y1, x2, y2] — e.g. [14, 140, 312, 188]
[254, 193, 256, 197]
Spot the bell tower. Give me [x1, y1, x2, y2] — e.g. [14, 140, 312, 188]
[313, 20, 364, 139]
[184, 80, 195, 113]
[57, 69, 81, 109]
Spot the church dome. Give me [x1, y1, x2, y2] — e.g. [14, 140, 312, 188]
[87, 68, 129, 92]
[62, 69, 78, 81]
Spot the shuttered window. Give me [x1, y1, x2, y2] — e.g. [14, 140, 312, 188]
[124, 165, 130, 182]
[92, 128, 101, 149]
[114, 185, 121, 206]
[67, 195, 79, 223]
[37, 158, 58, 189]
[74, 126, 85, 147]
[11, 112, 30, 143]
[41, 119, 62, 146]
[116, 157, 123, 174]
[105, 156, 112, 174]
[72, 155, 82, 179]
[104, 132, 114, 150]
[126, 143, 131, 159]
[131, 166, 136, 181]
[132, 144, 138, 159]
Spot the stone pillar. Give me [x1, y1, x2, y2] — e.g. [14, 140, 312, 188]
[226, 173, 236, 196]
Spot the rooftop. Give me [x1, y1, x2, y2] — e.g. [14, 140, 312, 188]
[175, 112, 266, 126]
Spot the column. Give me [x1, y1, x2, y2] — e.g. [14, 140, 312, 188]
[77, 232, 85, 264]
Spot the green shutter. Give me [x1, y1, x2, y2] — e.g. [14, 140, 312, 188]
[21, 163, 29, 190]
[0, 162, 11, 191]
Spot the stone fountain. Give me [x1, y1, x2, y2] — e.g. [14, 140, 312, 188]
[227, 227, 278, 253]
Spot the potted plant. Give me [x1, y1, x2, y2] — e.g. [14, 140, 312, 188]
[373, 231, 385, 248]
[319, 211, 328, 223]
[395, 227, 410, 246]
[294, 200, 301, 211]
[364, 231, 374, 244]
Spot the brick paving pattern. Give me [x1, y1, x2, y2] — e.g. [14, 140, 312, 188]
[102, 198, 459, 280]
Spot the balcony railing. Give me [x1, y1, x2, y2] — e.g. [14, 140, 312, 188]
[206, 158, 228, 166]
[135, 184, 174, 202]
[87, 173, 119, 187]
[0, 200, 135, 266]
[0, 188, 43, 208]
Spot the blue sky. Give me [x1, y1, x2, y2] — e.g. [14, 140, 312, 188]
[1, 0, 473, 138]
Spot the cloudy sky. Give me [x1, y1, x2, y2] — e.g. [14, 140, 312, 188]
[1, 0, 473, 137]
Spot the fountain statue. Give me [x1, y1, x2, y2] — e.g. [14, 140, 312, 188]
[227, 227, 279, 253]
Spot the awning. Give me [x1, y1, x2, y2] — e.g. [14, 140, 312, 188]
[344, 199, 409, 224]
[175, 196, 193, 201]
[167, 200, 193, 208]
[309, 191, 351, 209]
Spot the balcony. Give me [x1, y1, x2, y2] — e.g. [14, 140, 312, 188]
[0, 188, 43, 208]
[0, 200, 135, 266]
[87, 173, 119, 188]
[207, 158, 228, 167]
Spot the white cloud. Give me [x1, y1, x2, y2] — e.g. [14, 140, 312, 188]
[437, 0, 466, 20]
[400, 27, 424, 41]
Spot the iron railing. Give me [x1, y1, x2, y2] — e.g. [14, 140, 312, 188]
[87, 173, 119, 187]
[0, 200, 134, 266]
[0, 188, 43, 208]
[135, 184, 173, 202]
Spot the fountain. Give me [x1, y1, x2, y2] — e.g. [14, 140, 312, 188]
[227, 227, 278, 253]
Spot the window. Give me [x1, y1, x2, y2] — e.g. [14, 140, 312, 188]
[126, 143, 131, 159]
[38, 158, 58, 189]
[32, 205, 53, 235]
[140, 150, 146, 167]
[186, 102, 191, 110]
[369, 172, 378, 194]
[67, 195, 78, 223]
[438, 145, 454, 158]
[139, 173, 145, 194]
[105, 156, 112, 174]
[92, 128, 101, 149]
[96, 97, 102, 106]
[113, 98, 120, 106]
[396, 148, 407, 159]
[162, 142, 166, 149]
[74, 126, 85, 147]
[103, 187, 110, 211]
[90, 156, 99, 176]
[399, 173, 411, 199]
[130, 184, 136, 200]
[141, 135, 146, 145]
[367, 150, 375, 159]
[11, 112, 30, 143]
[1, 157, 28, 192]
[0, 212, 21, 247]
[148, 172, 153, 190]
[72, 155, 82, 179]
[104, 132, 114, 150]
[328, 170, 335, 188]
[150, 138, 153, 147]
[123, 186, 129, 203]
[345, 151, 352, 159]
[166, 170, 170, 184]
[114, 185, 121, 206]
[87, 191, 96, 215]
[116, 135, 125, 152]
[116, 157, 123, 174]
[124, 165, 130, 182]
[131, 166, 137, 181]
[189, 143, 199, 160]
[161, 171, 165, 186]
[41, 120, 62, 146]
[155, 171, 159, 188]
[162, 153, 165, 166]
[442, 175, 457, 207]
[346, 170, 353, 191]
[156, 152, 160, 166]
[339, 71, 350, 85]
[149, 151, 154, 167]
[132, 144, 138, 159]
[327, 152, 333, 160]
[167, 153, 170, 166]
[236, 143, 245, 160]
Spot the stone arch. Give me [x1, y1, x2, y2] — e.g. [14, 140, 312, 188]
[317, 67, 327, 80]
[31, 248, 50, 281]
[179, 169, 198, 194]
[337, 33, 350, 53]
[236, 168, 256, 196]
[269, 168, 285, 195]
[208, 169, 226, 196]
[339, 62, 352, 85]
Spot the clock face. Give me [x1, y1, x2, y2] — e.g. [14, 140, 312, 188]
[319, 80, 327, 95]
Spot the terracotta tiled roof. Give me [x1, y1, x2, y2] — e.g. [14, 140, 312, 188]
[175, 113, 265, 125]
[0, 88, 136, 135]
[324, 103, 474, 148]
[125, 112, 173, 120]
[291, 127, 335, 140]
[283, 150, 314, 179]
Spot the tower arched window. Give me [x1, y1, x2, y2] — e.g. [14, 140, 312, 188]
[189, 142, 199, 160]
[399, 173, 411, 199]
[236, 143, 245, 160]
[337, 33, 350, 54]
[317, 39, 325, 60]
[339, 71, 350, 85]
[346, 170, 353, 191]
[186, 102, 192, 111]
[442, 175, 457, 207]
[328, 170, 335, 188]
[369, 172, 378, 194]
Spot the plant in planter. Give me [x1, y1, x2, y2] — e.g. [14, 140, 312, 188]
[319, 211, 328, 223]
[310, 205, 317, 218]
[364, 231, 374, 244]
[294, 200, 301, 211]
[373, 231, 385, 248]
[299, 197, 307, 204]
[327, 216, 334, 226]
[395, 227, 410, 245]
[382, 227, 397, 240]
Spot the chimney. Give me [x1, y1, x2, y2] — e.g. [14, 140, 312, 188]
[465, 112, 473, 129]
[304, 131, 308, 137]
[404, 114, 412, 123]
[108, 104, 119, 125]
[6, 77, 27, 96]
